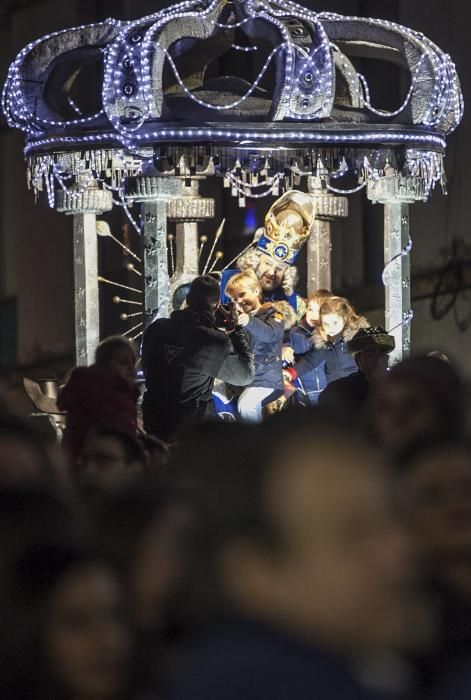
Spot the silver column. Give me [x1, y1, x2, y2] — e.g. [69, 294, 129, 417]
[306, 175, 348, 293]
[167, 178, 215, 310]
[73, 214, 100, 366]
[367, 176, 425, 364]
[128, 176, 181, 324]
[56, 182, 113, 366]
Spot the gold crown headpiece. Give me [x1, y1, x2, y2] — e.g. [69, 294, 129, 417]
[256, 191, 315, 265]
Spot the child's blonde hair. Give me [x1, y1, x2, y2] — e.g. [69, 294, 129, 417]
[225, 269, 262, 299]
[318, 296, 367, 342]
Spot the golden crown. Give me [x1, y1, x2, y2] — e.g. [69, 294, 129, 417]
[256, 191, 316, 265]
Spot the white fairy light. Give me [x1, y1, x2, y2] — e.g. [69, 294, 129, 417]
[327, 181, 367, 195]
[382, 237, 413, 285]
[2, 0, 462, 208]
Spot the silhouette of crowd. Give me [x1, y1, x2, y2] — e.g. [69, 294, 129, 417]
[0, 300, 471, 699]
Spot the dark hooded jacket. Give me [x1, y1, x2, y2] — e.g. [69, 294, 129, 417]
[245, 302, 294, 391]
[141, 308, 253, 439]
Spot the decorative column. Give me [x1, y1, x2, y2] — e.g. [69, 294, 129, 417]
[367, 176, 425, 364]
[126, 176, 181, 324]
[167, 178, 215, 310]
[306, 175, 348, 293]
[56, 182, 113, 366]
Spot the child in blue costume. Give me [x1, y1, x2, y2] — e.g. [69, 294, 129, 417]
[225, 270, 295, 423]
[288, 289, 331, 404]
[293, 296, 369, 391]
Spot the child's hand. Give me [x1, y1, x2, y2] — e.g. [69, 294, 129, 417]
[282, 346, 295, 364]
[236, 311, 250, 327]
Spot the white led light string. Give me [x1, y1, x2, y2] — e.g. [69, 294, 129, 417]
[226, 170, 281, 198]
[319, 12, 463, 130]
[3, 1, 462, 145]
[103, 0, 224, 136]
[152, 40, 291, 111]
[4, 0, 460, 209]
[2, 17, 123, 132]
[382, 236, 413, 287]
[138, 0, 223, 115]
[24, 130, 448, 154]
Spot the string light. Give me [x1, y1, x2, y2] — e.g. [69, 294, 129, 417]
[327, 181, 367, 195]
[4, 1, 461, 141]
[388, 310, 414, 335]
[23, 129, 448, 154]
[382, 237, 413, 285]
[231, 44, 259, 52]
[2, 0, 463, 207]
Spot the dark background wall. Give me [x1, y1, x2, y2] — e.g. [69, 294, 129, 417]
[0, 0, 470, 376]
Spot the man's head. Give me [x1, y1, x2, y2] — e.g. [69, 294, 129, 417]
[255, 253, 288, 293]
[186, 275, 221, 312]
[347, 327, 395, 378]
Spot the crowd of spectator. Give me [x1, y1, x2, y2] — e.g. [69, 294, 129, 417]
[0, 313, 471, 699]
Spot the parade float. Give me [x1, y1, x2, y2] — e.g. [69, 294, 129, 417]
[3, 0, 463, 369]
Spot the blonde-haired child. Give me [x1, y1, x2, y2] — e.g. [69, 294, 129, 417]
[226, 270, 293, 422]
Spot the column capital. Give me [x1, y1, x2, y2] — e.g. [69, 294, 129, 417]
[367, 176, 425, 205]
[56, 185, 113, 215]
[307, 176, 348, 220]
[126, 175, 181, 203]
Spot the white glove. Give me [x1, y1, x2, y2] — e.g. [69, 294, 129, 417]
[282, 346, 295, 364]
[237, 312, 250, 327]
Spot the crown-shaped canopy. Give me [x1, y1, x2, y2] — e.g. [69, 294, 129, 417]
[2, 0, 464, 203]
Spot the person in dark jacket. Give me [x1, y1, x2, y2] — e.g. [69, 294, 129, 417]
[141, 275, 253, 441]
[58, 336, 139, 461]
[225, 270, 295, 423]
[319, 327, 395, 419]
[294, 295, 369, 390]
